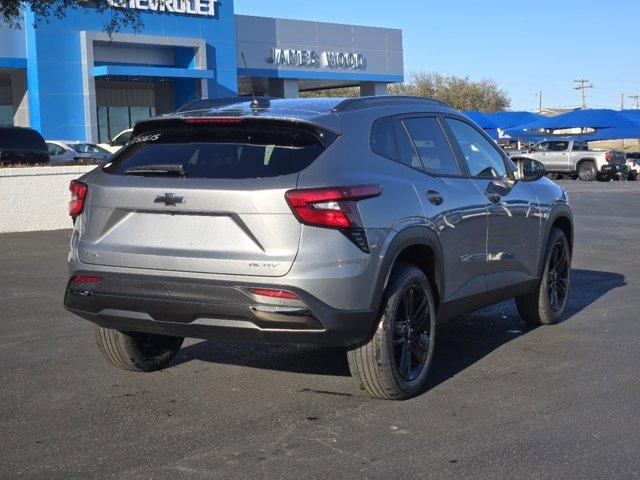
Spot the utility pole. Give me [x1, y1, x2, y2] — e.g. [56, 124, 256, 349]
[573, 79, 594, 108]
[621, 92, 625, 110]
[535, 90, 543, 113]
[629, 95, 640, 109]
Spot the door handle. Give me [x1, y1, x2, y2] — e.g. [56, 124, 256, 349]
[426, 190, 444, 206]
[486, 192, 501, 204]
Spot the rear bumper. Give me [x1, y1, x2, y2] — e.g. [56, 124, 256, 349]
[63, 272, 377, 347]
[601, 164, 626, 173]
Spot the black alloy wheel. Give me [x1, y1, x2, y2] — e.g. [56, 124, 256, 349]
[547, 240, 569, 313]
[392, 284, 431, 382]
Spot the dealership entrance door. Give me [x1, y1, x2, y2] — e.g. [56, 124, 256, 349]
[96, 79, 174, 143]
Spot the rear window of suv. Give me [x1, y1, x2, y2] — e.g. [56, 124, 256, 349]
[103, 120, 334, 179]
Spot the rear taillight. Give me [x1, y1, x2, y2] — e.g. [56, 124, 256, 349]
[285, 185, 381, 229]
[605, 151, 612, 162]
[69, 180, 88, 217]
[70, 275, 102, 283]
[250, 288, 300, 301]
[285, 185, 381, 253]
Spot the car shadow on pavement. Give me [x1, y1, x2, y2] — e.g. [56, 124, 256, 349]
[172, 268, 625, 385]
[427, 268, 625, 389]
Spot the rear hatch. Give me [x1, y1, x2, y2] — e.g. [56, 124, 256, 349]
[77, 117, 337, 277]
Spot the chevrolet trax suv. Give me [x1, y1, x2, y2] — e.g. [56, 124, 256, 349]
[64, 97, 573, 400]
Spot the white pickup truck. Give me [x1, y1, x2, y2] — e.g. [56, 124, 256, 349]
[509, 140, 628, 181]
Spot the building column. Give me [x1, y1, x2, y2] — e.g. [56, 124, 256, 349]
[10, 70, 29, 127]
[268, 78, 299, 99]
[360, 82, 388, 96]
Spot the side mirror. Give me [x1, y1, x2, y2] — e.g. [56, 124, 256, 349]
[514, 158, 545, 182]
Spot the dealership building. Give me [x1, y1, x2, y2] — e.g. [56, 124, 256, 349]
[0, 1, 404, 142]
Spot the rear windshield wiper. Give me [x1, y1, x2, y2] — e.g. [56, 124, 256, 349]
[124, 164, 187, 177]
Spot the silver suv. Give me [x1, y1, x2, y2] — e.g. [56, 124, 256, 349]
[64, 97, 573, 400]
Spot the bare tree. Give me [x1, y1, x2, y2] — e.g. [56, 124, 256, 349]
[1, 0, 142, 34]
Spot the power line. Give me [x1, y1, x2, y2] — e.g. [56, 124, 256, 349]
[573, 79, 594, 108]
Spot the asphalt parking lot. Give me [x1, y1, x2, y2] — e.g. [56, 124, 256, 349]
[1, 179, 639, 479]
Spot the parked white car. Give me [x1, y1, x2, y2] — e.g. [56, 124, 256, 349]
[46, 141, 111, 165]
[626, 154, 640, 180]
[98, 128, 133, 154]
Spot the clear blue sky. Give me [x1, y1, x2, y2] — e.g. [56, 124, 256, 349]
[235, 0, 640, 111]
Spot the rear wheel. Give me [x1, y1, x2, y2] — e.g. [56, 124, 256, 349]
[347, 264, 436, 400]
[516, 228, 571, 326]
[577, 161, 597, 181]
[94, 326, 184, 372]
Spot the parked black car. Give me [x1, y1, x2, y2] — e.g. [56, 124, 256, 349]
[0, 126, 49, 166]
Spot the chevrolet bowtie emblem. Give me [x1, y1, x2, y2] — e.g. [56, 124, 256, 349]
[155, 193, 185, 207]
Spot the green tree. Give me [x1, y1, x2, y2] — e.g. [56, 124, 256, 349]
[1, 0, 142, 34]
[390, 72, 511, 112]
[300, 86, 360, 98]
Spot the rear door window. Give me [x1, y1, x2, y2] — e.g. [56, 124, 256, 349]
[402, 117, 460, 176]
[104, 121, 332, 179]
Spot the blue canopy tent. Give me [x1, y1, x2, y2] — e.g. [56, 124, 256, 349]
[461, 111, 499, 140]
[504, 109, 640, 141]
[620, 109, 640, 124]
[487, 111, 546, 130]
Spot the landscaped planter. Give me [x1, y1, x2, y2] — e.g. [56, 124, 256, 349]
[0, 165, 96, 233]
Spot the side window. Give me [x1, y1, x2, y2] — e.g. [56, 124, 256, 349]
[47, 143, 64, 156]
[550, 141, 569, 151]
[402, 117, 460, 175]
[531, 142, 549, 152]
[445, 118, 508, 179]
[370, 118, 397, 160]
[114, 130, 132, 147]
[573, 142, 588, 151]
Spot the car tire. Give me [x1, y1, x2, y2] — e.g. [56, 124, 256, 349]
[347, 264, 436, 400]
[516, 228, 571, 326]
[93, 325, 184, 372]
[619, 167, 629, 182]
[577, 161, 597, 181]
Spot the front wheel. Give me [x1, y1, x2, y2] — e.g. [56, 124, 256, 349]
[347, 264, 436, 400]
[94, 326, 184, 372]
[516, 228, 571, 326]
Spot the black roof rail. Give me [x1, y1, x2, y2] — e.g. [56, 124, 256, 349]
[333, 95, 451, 112]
